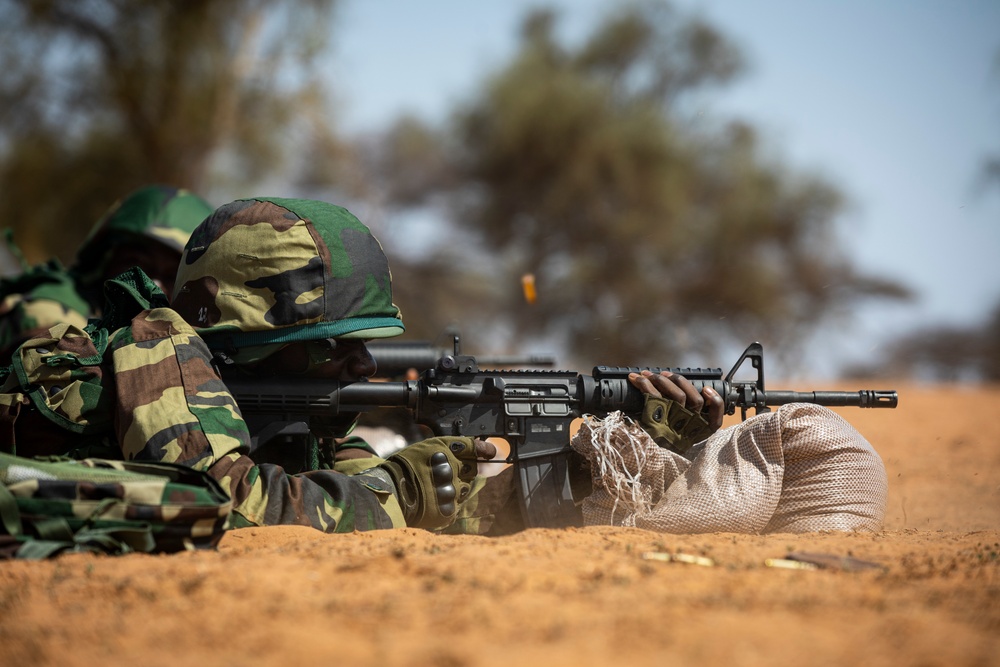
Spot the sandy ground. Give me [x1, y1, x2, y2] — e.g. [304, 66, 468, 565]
[1, 382, 998, 667]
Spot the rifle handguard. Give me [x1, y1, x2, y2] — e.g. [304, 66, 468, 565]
[640, 395, 716, 456]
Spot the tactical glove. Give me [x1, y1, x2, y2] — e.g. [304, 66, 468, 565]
[380, 437, 483, 530]
[639, 395, 715, 457]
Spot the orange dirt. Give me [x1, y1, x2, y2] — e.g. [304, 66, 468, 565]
[1, 382, 998, 667]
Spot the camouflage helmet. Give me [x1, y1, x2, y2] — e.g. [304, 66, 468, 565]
[72, 185, 213, 300]
[171, 197, 404, 354]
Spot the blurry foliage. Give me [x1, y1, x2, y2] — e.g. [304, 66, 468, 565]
[0, 0, 923, 371]
[843, 299, 1000, 382]
[981, 47, 1000, 194]
[0, 0, 343, 265]
[366, 2, 911, 367]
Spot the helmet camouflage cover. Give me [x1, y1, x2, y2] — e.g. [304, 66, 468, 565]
[72, 185, 214, 297]
[0, 259, 90, 361]
[171, 197, 404, 353]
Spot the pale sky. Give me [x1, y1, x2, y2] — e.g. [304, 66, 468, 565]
[329, 0, 1000, 377]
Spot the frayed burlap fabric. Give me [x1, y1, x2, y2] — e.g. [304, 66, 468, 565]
[571, 404, 887, 533]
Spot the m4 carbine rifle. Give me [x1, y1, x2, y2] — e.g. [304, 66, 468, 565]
[224, 342, 897, 529]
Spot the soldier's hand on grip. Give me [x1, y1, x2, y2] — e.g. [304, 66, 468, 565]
[381, 437, 495, 530]
[628, 370, 725, 455]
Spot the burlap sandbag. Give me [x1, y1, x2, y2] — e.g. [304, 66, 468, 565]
[571, 404, 887, 534]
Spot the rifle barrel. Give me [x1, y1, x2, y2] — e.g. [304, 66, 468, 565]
[753, 389, 898, 408]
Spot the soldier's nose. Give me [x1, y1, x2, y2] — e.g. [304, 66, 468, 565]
[346, 344, 377, 380]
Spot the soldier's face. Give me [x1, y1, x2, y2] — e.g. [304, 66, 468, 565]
[104, 243, 183, 298]
[254, 338, 377, 381]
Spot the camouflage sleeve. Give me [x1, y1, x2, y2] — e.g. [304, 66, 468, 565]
[111, 308, 405, 532]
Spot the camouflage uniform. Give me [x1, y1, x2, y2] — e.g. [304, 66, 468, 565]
[0, 186, 213, 364]
[0, 198, 482, 533]
[0, 258, 90, 362]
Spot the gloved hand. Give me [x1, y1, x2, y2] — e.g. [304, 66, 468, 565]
[628, 370, 724, 457]
[380, 437, 496, 530]
[639, 395, 716, 456]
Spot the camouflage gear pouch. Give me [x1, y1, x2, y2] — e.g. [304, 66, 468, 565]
[0, 452, 232, 559]
[0, 267, 168, 446]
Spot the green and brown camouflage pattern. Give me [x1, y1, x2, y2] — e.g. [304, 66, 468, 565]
[0, 186, 211, 362]
[0, 451, 232, 558]
[4, 320, 112, 437]
[0, 260, 89, 364]
[72, 185, 214, 302]
[0, 301, 406, 533]
[172, 197, 404, 354]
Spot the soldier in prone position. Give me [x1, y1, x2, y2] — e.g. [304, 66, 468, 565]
[0, 185, 213, 365]
[0, 198, 500, 533]
[0, 197, 888, 535]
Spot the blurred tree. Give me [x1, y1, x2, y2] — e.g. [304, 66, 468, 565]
[842, 299, 1000, 382]
[366, 2, 911, 367]
[981, 47, 1000, 193]
[0, 0, 342, 264]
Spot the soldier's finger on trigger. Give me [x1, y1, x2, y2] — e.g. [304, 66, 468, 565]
[475, 438, 497, 460]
